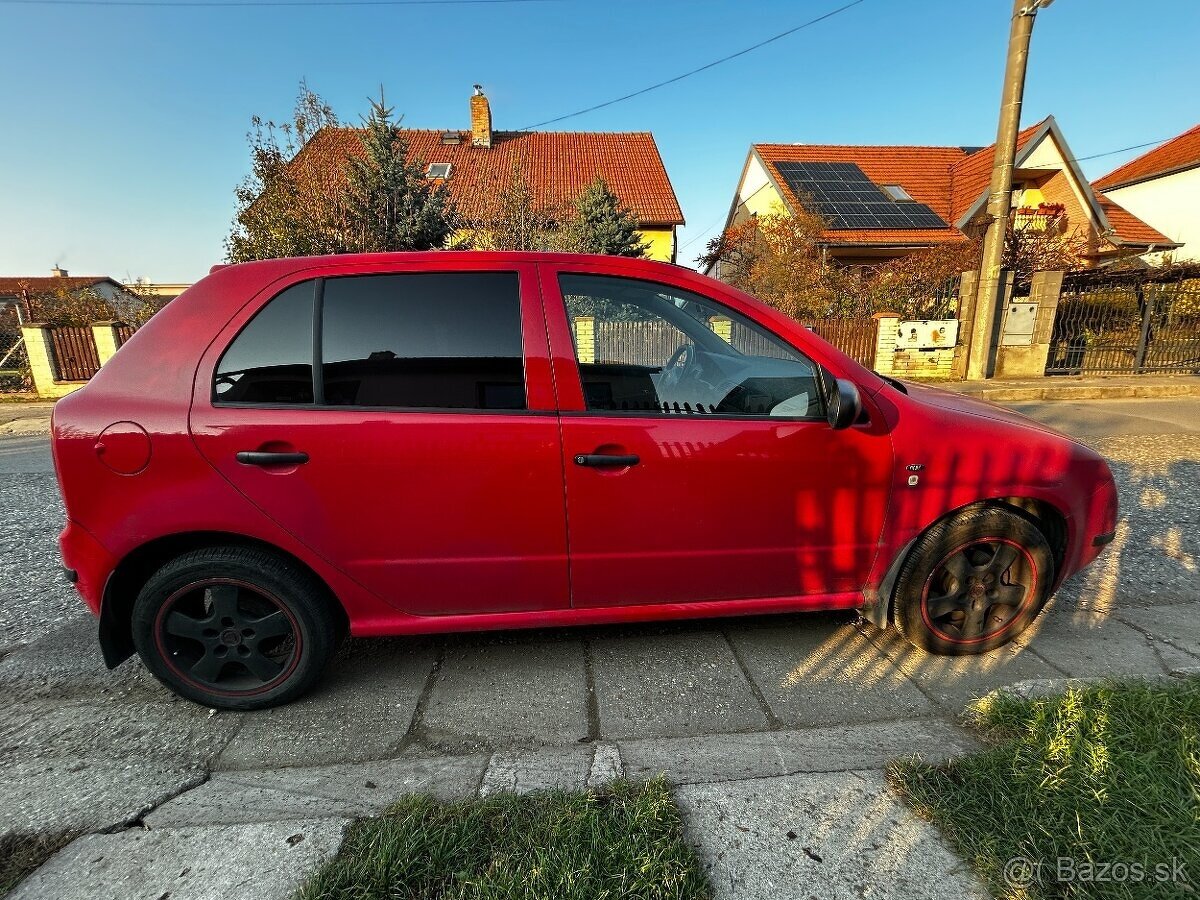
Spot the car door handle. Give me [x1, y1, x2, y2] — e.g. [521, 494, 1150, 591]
[573, 453, 640, 467]
[236, 451, 309, 466]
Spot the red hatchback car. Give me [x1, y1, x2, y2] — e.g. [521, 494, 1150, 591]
[53, 252, 1117, 709]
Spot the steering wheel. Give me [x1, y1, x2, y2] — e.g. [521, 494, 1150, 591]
[658, 343, 696, 395]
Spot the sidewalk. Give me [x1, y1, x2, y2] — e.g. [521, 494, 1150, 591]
[9, 718, 993, 900]
[940, 373, 1200, 402]
[0, 401, 54, 437]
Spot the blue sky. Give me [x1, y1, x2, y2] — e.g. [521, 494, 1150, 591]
[2, 0, 1197, 281]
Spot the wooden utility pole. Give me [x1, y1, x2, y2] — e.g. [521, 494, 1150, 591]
[965, 0, 1052, 380]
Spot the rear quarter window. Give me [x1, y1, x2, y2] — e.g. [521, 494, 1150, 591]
[213, 281, 314, 404]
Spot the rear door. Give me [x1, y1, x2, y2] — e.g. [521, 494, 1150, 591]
[541, 261, 894, 607]
[190, 259, 570, 617]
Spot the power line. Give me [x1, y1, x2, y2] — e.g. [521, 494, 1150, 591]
[678, 216, 726, 253]
[1074, 137, 1173, 163]
[3, 0, 554, 7]
[520, 0, 867, 130]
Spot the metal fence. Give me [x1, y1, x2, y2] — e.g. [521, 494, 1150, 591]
[1, 328, 29, 390]
[593, 316, 879, 369]
[49, 327, 102, 381]
[595, 320, 683, 367]
[1047, 268, 1200, 375]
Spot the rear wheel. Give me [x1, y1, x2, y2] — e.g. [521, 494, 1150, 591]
[894, 506, 1054, 655]
[131, 546, 341, 710]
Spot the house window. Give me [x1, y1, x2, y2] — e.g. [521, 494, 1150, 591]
[881, 184, 914, 202]
[426, 163, 452, 179]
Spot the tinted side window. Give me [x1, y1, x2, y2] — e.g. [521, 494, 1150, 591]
[321, 272, 526, 410]
[559, 274, 823, 419]
[214, 281, 314, 404]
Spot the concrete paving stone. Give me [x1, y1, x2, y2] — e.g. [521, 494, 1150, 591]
[1117, 602, 1200, 657]
[0, 695, 239, 838]
[727, 618, 935, 727]
[419, 634, 589, 747]
[146, 753, 487, 827]
[7, 819, 349, 900]
[620, 719, 978, 786]
[1154, 640, 1200, 670]
[1016, 608, 1167, 678]
[479, 744, 595, 796]
[0, 697, 240, 770]
[0, 758, 205, 838]
[216, 638, 434, 770]
[588, 741, 623, 788]
[675, 770, 990, 900]
[0, 616, 160, 699]
[591, 629, 770, 739]
[866, 629, 1065, 711]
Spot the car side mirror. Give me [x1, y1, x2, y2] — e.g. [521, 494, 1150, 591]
[825, 375, 862, 430]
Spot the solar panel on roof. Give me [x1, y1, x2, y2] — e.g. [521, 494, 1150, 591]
[774, 161, 949, 231]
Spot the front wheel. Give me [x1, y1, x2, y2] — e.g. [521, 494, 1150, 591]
[131, 546, 341, 710]
[893, 506, 1054, 655]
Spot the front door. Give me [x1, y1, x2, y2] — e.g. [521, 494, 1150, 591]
[542, 264, 894, 607]
[190, 262, 569, 617]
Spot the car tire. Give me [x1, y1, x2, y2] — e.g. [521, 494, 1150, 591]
[893, 505, 1054, 655]
[131, 546, 341, 710]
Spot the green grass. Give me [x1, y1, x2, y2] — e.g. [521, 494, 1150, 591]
[0, 832, 74, 896]
[296, 777, 711, 900]
[890, 678, 1200, 899]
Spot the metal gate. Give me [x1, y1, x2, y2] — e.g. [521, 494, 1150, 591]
[806, 318, 879, 369]
[1047, 268, 1200, 375]
[48, 327, 102, 381]
[1, 328, 28, 389]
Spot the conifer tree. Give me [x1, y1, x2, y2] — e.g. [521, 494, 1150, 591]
[561, 177, 648, 257]
[341, 93, 457, 252]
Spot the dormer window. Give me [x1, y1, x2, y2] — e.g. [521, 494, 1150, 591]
[426, 163, 452, 179]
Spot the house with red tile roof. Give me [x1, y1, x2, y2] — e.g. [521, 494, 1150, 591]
[288, 87, 685, 262]
[0, 268, 132, 324]
[707, 116, 1175, 273]
[1093, 122, 1200, 262]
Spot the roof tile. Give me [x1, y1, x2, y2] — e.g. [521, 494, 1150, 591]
[0, 276, 118, 296]
[291, 128, 684, 226]
[1093, 123, 1200, 190]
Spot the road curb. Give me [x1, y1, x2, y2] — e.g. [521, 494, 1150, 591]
[939, 377, 1200, 403]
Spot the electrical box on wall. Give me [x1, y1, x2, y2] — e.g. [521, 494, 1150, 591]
[1001, 302, 1038, 347]
[894, 320, 959, 351]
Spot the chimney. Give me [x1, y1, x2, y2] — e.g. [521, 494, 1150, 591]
[470, 84, 492, 149]
[52, 265, 68, 277]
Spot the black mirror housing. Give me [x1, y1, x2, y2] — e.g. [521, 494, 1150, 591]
[826, 377, 862, 430]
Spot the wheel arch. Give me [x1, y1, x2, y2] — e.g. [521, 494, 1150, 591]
[864, 495, 1069, 629]
[98, 531, 348, 669]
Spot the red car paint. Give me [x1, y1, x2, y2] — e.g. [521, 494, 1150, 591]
[51, 252, 1117, 660]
